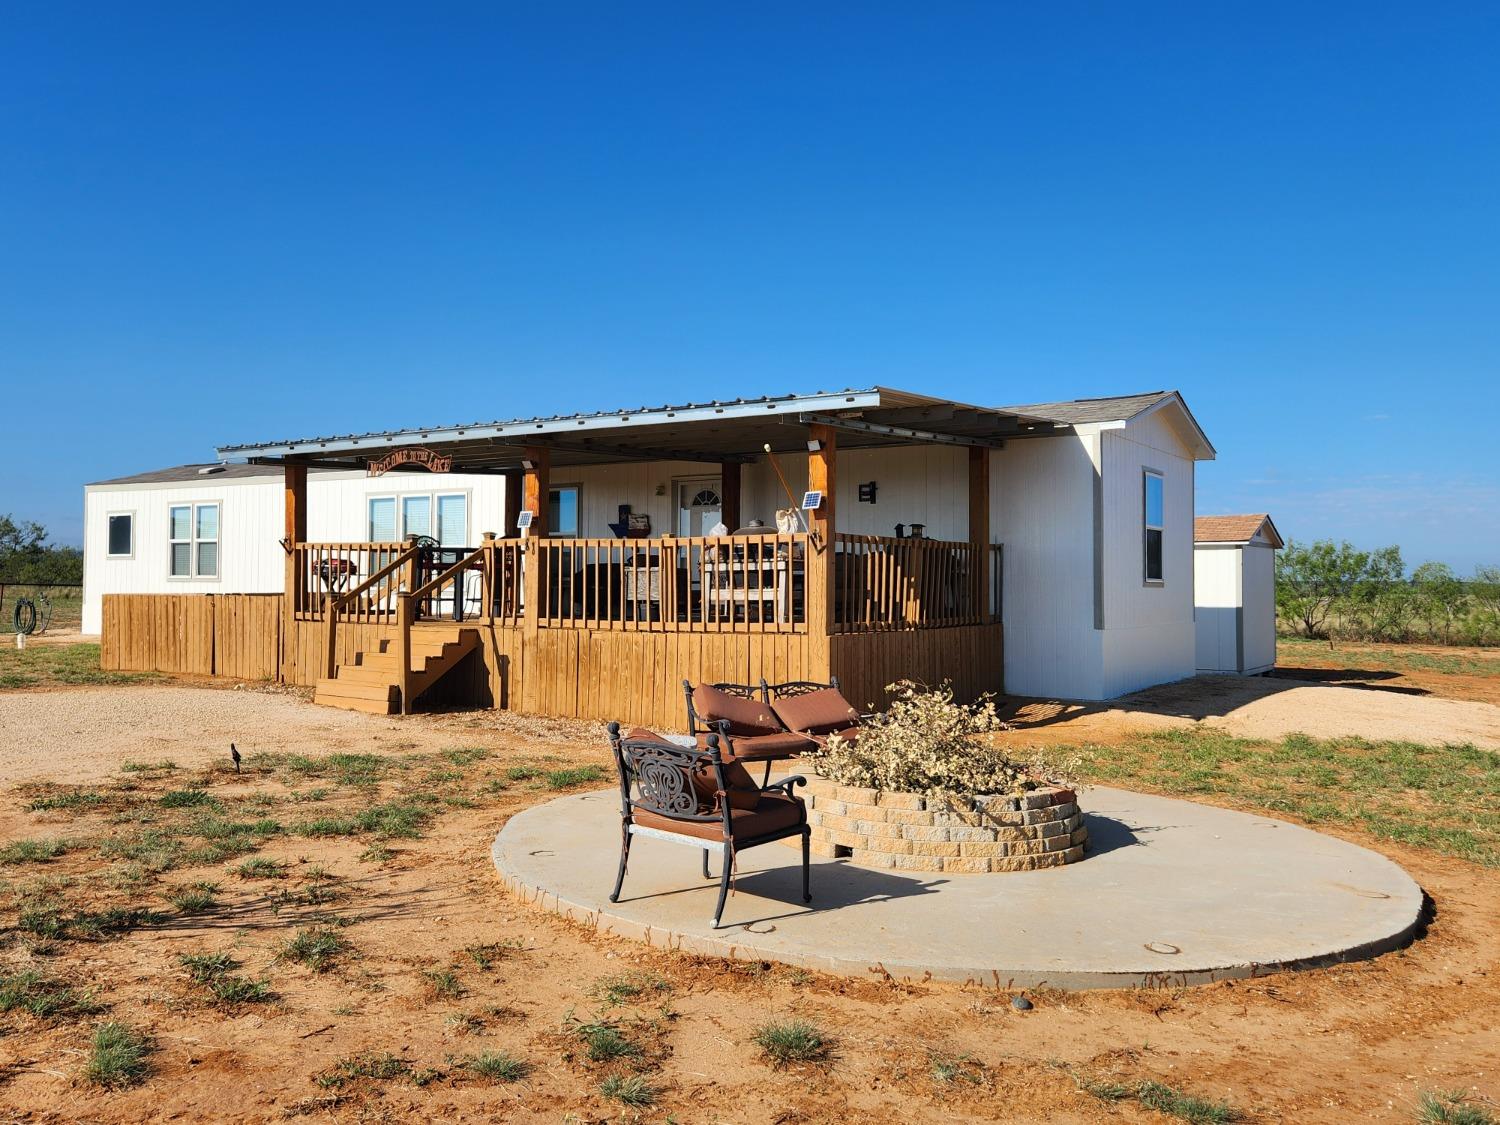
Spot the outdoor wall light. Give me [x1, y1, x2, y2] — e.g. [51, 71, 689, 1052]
[520, 458, 537, 471]
[806, 438, 823, 453]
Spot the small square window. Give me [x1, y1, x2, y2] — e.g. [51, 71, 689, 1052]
[549, 486, 580, 537]
[107, 514, 133, 558]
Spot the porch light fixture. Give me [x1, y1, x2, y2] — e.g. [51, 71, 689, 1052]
[806, 438, 823, 453]
[520, 458, 537, 471]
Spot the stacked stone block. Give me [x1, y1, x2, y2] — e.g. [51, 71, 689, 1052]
[795, 777, 1087, 873]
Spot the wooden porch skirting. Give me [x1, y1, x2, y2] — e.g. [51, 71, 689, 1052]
[101, 594, 282, 680]
[103, 595, 1003, 728]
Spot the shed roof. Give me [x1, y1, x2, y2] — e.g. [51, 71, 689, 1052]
[89, 463, 285, 487]
[1195, 514, 1284, 548]
[214, 385, 1215, 470]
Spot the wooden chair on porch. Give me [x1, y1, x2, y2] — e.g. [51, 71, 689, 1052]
[607, 723, 812, 929]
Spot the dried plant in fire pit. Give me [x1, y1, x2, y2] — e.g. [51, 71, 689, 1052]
[811, 680, 1036, 797]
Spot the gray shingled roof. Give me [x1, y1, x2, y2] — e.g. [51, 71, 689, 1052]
[88, 463, 332, 487]
[990, 391, 1173, 425]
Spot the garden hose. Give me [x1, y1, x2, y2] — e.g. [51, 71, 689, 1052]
[13, 598, 37, 635]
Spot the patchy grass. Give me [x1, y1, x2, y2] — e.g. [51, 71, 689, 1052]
[1135, 1080, 1241, 1123]
[280, 927, 349, 972]
[295, 799, 433, 840]
[460, 1050, 530, 1083]
[504, 765, 542, 782]
[463, 940, 523, 970]
[121, 759, 178, 773]
[0, 970, 101, 1019]
[600, 1073, 657, 1107]
[568, 1016, 642, 1063]
[20, 904, 169, 942]
[1072, 728, 1500, 866]
[590, 971, 668, 1007]
[179, 952, 237, 983]
[545, 765, 608, 789]
[207, 975, 275, 1005]
[0, 838, 69, 865]
[317, 1051, 413, 1089]
[1418, 1090, 1498, 1125]
[84, 1021, 152, 1088]
[159, 788, 218, 809]
[422, 967, 465, 1000]
[1279, 636, 1500, 680]
[27, 789, 106, 813]
[441, 747, 489, 767]
[166, 880, 220, 913]
[0, 642, 162, 690]
[930, 1051, 984, 1086]
[235, 857, 287, 880]
[752, 1019, 832, 1067]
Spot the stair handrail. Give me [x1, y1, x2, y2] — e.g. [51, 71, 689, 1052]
[331, 544, 422, 610]
[324, 544, 422, 681]
[396, 544, 488, 716]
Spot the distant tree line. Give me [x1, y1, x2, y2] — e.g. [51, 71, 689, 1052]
[0, 516, 82, 585]
[1276, 539, 1499, 646]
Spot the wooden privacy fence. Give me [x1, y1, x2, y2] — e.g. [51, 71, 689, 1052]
[102, 594, 281, 680]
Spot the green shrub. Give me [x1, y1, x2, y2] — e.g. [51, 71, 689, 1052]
[84, 1021, 151, 1087]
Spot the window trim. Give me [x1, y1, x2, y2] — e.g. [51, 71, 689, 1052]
[168, 501, 220, 580]
[1142, 468, 1165, 587]
[548, 484, 582, 538]
[105, 511, 135, 560]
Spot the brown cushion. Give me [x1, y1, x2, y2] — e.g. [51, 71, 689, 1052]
[624, 727, 757, 812]
[692, 683, 781, 737]
[770, 687, 860, 736]
[719, 730, 818, 761]
[634, 791, 804, 842]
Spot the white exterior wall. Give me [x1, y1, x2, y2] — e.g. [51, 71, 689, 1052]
[1194, 538, 1277, 675]
[1194, 546, 1241, 673]
[563, 446, 968, 539]
[1097, 410, 1197, 697]
[82, 471, 507, 634]
[990, 410, 1199, 702]
[989, 432, 1102, 699]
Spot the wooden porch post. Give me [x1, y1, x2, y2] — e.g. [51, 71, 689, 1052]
[522, 447, 550, 537]
[719, 462, 741, 533]
[806, 424, 837, 650]
[284, 463, 307, 606]
[969, 447, 991, 621]
[502, 469, 523, 538]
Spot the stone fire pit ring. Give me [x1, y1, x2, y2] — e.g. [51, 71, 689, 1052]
[795, 777, 1086, 873]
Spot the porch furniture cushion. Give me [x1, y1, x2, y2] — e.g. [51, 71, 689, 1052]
[696, 730, 817, 761]
[691, 683, 781, 737]
[626, 727, 759, 811]
[633, 791, 805, 842]
[770, 687, 860, 736]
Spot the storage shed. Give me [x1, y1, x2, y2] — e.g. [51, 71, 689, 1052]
[1194, 514, 1283, 675]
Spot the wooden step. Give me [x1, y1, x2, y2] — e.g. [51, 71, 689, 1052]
[314, 678, 399, 703]
[313, 627, 479, 715]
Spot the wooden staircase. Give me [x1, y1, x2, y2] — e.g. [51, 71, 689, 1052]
[314, 624, 480, 714]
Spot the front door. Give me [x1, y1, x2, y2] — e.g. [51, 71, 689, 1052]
[675, 479, 722, 536]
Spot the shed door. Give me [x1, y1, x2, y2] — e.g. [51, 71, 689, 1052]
[675, 480, 722, 536]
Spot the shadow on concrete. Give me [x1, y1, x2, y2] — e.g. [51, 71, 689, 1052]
[614, 856, 946, 930]
[1080, 814, 1142, 856]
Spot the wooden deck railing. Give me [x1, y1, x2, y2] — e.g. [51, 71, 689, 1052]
[530, 535, 807, 632]
[832, 534, 998, 632]
[292, 533, 999, 640]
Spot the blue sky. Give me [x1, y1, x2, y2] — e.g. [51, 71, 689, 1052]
[2, 3, 1496, 570]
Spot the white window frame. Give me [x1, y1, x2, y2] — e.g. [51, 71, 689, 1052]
[367, 489, 471, 545]
[367, 495, 399, 542]
[548, 484, 582, 538]
[1142, 469, 1165, 586]
[105, 511, 135, 560]
[168, 501, 220, 580]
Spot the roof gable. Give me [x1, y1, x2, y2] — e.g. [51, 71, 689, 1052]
[1195, 514, 1283, 548]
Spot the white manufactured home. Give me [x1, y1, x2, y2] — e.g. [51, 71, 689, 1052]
[89, 386, 1215, 719]
[1193, 514, 1283, 675]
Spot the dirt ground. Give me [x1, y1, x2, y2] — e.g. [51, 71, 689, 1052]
[0, 683, 1497, 1123]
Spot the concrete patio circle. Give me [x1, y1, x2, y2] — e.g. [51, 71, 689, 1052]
[491, 785, 1425, 989]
